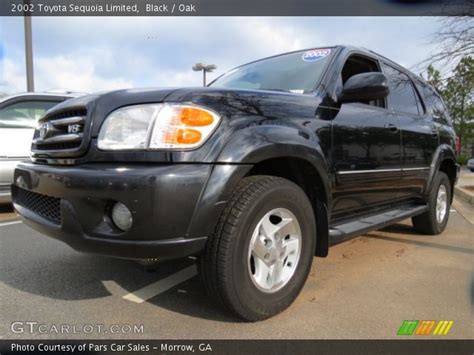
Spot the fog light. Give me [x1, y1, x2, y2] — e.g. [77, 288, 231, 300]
[111, 202, 133, 231]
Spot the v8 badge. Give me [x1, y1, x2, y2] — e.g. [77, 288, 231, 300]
[68, 124, 82, 134]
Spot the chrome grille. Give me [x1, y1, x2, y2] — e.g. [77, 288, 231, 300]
[31, 109, 88, 157]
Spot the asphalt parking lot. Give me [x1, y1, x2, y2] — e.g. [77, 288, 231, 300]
[0, 186, 473, 340]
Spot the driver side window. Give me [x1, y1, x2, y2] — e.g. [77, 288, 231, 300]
[340, 55, 385, 108]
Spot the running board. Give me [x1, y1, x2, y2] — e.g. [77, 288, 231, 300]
[329, 205, 428, 244]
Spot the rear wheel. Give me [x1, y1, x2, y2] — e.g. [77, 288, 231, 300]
[199, 176, 316, 321]
[412, 172, 451, 235]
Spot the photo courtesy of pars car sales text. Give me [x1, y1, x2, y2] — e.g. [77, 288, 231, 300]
[11, 342, 211, 352]
[0, 0, 472, 354]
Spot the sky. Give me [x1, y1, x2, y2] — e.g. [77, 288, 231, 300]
[0, 16, 447, 94]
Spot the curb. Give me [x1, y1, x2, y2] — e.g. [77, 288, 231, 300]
[454, 186, 474, 205]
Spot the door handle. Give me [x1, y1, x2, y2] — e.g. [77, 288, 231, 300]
[384, 123, 399, 132]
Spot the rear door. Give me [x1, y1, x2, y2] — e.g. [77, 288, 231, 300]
[381, 64, 438, 200]
[416, 80, 456, 151]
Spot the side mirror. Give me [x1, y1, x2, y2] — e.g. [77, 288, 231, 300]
[339, 72, 389, 103]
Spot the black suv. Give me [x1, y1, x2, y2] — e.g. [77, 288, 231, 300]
[12, 46, 459, 321]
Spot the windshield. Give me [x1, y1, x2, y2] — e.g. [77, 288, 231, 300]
[210, 48, 335, 93]
[0, 100, 59, 129]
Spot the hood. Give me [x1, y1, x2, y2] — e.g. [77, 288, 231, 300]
[163, 87, 324, 120]
[0, 128, 35, 158]
[41, 87, 323, 138]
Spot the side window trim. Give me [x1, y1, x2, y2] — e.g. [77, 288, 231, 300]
[415, 80, 435, 116]
[374, 57, 388, 110]
[380, 61, 392, 112]
[407, 80, 424, 116]
[411, 80, 427, 116]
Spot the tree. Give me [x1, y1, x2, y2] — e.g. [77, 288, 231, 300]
[414, 16, 473, 73]
[443, 57, 474, 155]
[428, 17, 474, 67]
[423, 57, 473, 156]
[425, 64, 443, 93]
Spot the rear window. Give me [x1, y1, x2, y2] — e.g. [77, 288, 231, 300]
[415, 80, 452, 125]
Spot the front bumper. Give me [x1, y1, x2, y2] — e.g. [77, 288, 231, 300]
[0, 183, 12, 203]
[12, 162, 213, 259]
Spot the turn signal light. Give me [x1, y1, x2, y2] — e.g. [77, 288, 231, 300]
[177, 128, 202, 144]
[180, 107, 214, 126]
[162, 128, 202, 145]
[148, 104, 220, 149]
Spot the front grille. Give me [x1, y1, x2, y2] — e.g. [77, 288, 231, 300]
[32, 109, 87, 156]
[12, 186, 61, 224]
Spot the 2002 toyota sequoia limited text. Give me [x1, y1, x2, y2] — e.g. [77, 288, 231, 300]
[12, 46, 459, 321]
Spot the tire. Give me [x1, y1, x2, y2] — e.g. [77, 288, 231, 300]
[412, 172, 451, 235]
[199, 175, 316, 321]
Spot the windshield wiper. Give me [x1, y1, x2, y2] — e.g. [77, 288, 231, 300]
[259, 88, 291, 93]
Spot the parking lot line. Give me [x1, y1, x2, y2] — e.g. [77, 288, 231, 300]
[0, 220, 22, 227]
[122, 265, 197, 303]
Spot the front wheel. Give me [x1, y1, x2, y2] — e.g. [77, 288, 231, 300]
[412, 172, 451, 235]
[199, 176, 316, 321]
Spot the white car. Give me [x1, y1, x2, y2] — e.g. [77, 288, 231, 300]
[467, 158, 474, 172]
[0, 92, 81, 203]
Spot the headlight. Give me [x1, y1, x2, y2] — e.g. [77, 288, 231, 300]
[98, 103, 220, 150]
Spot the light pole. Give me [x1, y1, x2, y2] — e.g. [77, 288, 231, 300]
[24, 0, 34, 92]
[192, 63, 216, 87]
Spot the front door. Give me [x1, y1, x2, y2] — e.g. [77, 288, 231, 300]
[332, 103, 401, 219]
[330, 54, 402, 221]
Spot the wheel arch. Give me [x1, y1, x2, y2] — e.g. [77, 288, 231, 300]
[427, 144, 459, 203]
[188, 126, 332, 257]
[217, 126, 332, 258]
[215, 125, 332, 210]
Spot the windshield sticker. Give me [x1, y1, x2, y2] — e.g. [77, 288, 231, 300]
[302, 48, 331, 62]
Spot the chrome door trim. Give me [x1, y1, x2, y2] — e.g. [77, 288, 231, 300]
[337, 167, 430, 175]
[401, 167, 430, 172]
[338, 168, 401, 175]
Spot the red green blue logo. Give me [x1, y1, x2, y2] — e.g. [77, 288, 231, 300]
[397, 320, 454, 336]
